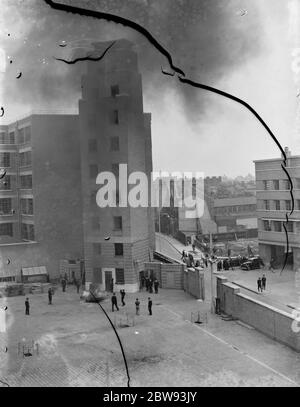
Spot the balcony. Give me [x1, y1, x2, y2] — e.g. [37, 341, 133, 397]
[258, 230, 300, 247]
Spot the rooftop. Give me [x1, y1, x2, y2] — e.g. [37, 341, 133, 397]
[213, 196, 256, 208]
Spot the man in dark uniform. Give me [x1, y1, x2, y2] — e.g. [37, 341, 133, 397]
[25, 298, 30, 315]
[154, 279, 159, 294]
[120, 289, 126, 306]
[111, 292, 119, 312]
[149, 278, 153, 293]
[48, 288, 53, 305]
[61, 278, 66, 292]
[257, 277, 262, 292]
[148, 297, 152, 316]
[135, 298, 140, 315]
[261, 274, 266, 291]
[145, 277, 149, 292]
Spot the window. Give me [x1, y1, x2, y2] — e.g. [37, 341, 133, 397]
[115, 268, 125, 284]
[273, 221, 282, 232]
[89, 164, 98, 178]
[297, 200, 300, 210]
[88, 139, 97, 152]
[111, 85, 120, 97]
[0, 223, 13, 236]
[112, 110, 119, 124]
[18, 128, 25, 144]
[114, 243, 123, 256]
[9, 132, 15, 144]
[274, 200, 280, 210]
[285, 200, 291, 211]
[93, 243, 101, 255]
[111, 163, 119, 177]
[24, 127, 31, 143]
[263, 220, 271, 231]
[0, 198, 12, 214]
[0, 175, 10, 190]
[296, 178, 300, 189]
[110, 136, 119, 151]
[19, 151, 32, 167]
[0, 152, 10, 167]
[20, 175, 32, 189]
[283, 180, 290, 190]
[263, 180, 267, 190]
[264, 200, 270, 210]
[0, 132, 6, 144]
[21, 223, 34, 240]
[286, 222, 294, 233]
[113, 216, 122, 231]
[273, 180, 279, 190]
[20, 198, 33, 215]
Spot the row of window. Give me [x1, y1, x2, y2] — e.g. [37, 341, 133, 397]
[91, 215, 122, 231]
[214, 204, 256, 215]
[93, 267, 125, 284]
[0, 222, 34, 239]
[0, 175, 32, 190]
[93, 242, 124, 256]
[262, 179, 300, 190]
[262, 220, 294, 233]
[0, 131, 15, 145]
[262, 199, 297, 211]
[0, 152, 32, 168]
[88, 135, 120, 154]
[0, 127, 31, 145]
[0, 198, 33, 215]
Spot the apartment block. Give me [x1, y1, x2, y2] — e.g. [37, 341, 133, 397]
[0, 114, 83, 281]
[254, 147, 300, 270]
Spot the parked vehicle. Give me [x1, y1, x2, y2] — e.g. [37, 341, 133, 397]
[240, 256, 264, 270]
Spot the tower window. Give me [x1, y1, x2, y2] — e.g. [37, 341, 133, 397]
[113, 216, 122, 231]
[112, 110, 119, 124]
[114, 243, 123, 256]
[111, 85, 120, 97]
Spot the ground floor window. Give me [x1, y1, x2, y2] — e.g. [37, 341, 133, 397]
[115, 268, 125, 284]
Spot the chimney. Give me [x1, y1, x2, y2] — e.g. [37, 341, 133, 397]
[282, 146, 291, 158]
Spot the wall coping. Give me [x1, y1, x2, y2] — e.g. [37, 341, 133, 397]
[222, 282, 240, 291]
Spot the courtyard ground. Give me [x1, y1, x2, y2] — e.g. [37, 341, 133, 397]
[0, 283, 299, 387]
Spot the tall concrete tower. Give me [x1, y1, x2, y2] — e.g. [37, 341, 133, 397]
[79, 39, 155, 293]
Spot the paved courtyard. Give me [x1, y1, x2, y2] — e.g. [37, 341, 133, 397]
[0, 284, 299, 387]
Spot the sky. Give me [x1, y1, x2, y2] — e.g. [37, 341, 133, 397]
[0, 0, 299, 177]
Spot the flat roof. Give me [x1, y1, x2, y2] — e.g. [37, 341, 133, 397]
[214, 196, 256, 207]
[253, 155, 300, 163]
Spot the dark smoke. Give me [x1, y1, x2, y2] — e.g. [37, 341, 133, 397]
[2, 0, 264, 120]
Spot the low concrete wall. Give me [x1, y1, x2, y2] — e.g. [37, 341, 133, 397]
[183, 267, 205, 300]
[217, 276, 300, 352]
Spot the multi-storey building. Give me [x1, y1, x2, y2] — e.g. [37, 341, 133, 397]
[79, 39, 155, 292]
[254, 147, 300, 270]
[213, 196, 257, 232]
[0, 114, 83, 281]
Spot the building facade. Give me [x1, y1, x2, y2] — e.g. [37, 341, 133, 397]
[213, 196, 257, 232]
[0, 114, 83, 281]
[79, 39, 155, 293]
[254, 148, 300, 270]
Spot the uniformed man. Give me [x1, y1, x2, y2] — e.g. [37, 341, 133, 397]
[148, 297, 152, 316]
[111, 292, 119, 312]
[25, 298, 30, 315]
